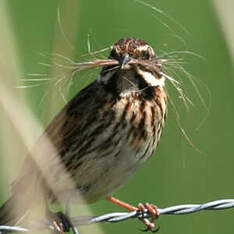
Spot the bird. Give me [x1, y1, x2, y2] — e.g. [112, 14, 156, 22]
[0, 38, 167, 232]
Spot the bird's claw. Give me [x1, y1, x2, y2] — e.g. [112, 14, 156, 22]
[141, 226, 160, 233]
[137, 203, 160, 232]
[47, 211, 78, 234]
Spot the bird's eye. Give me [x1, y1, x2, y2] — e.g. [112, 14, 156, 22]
[110, 48, 119, 59]
[144, 50, 151, 60]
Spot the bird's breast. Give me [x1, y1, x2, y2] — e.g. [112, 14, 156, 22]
[62, 85, 167, 203]
[112, 86, 167, 160]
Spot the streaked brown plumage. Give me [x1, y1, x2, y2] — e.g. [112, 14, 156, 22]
[0, 38, 167, 229]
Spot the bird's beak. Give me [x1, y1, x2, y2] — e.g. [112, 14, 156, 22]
[120, 54, 130, 69]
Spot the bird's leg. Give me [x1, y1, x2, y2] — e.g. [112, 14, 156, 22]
[64, 199, 79, 234]
[107, 196, 160, 232]
[44, 195, 78, 234]
[65, 199, 71, 217]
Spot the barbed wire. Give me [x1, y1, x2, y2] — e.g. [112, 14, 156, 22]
[0, 199, 233, 233]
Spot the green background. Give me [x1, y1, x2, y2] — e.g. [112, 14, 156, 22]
[1, 0, 234, 233]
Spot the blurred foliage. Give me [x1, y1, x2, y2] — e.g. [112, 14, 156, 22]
[0, 0, 234, 233]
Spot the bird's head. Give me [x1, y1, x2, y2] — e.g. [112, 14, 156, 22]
[98, 38, 164, 97]
[109, 38, 155, 69]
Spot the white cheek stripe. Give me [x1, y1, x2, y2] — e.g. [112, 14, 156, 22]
[97, 71, 115, 84]
[137, 68, 165, 87]
[97, 75, 102, 83]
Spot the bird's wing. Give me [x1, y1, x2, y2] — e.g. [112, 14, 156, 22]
[11, 81, 109, 194]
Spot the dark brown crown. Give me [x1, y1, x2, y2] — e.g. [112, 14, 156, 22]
[110, 38, 155, 60]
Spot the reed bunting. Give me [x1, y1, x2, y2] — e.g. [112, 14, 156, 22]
[0, 38, 167, 232]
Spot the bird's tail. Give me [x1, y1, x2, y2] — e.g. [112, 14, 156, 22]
[0, 169, 41, 226]
[0, 193, 31, 226]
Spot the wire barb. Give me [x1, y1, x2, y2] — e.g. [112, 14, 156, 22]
[0, 199, 234, 233]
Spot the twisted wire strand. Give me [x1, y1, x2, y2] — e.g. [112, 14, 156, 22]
[0, 199, 233, 233]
